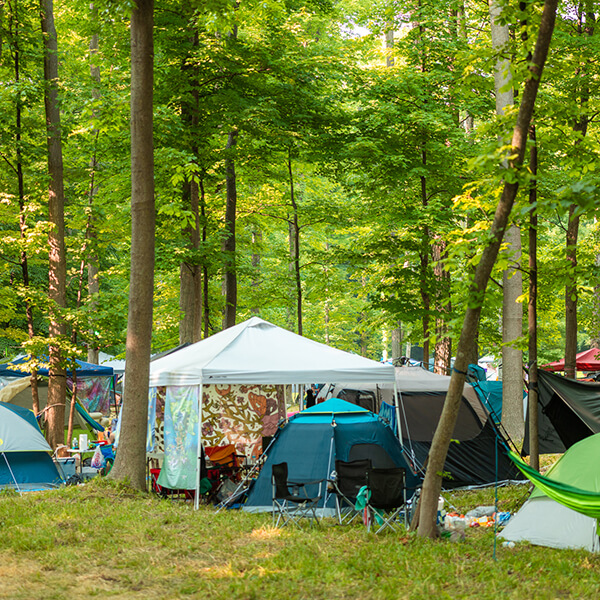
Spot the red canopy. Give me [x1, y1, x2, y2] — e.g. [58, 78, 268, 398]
[542, 347, 600, 372]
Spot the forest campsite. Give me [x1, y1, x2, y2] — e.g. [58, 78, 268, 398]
[1, 480, 600, 600]
[1, 0, 600, 596]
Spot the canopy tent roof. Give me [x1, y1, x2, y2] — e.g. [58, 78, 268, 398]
[0, 355, 113, 379]
[542, 348, 600, 373]
[149, 317, 395, 387]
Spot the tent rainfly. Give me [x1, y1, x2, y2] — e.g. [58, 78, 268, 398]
[523, 369, 600, 456]
[148, 317, 397, 508]
[0, 403, 64, 491]
[542, 348, 600, 373]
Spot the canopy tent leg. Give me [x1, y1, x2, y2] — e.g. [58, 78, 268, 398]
[194, 380, 203, 510]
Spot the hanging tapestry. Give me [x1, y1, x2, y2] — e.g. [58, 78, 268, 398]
[201, 384, 285, 458]
[157, 385, 200, 490]
[67, 376, 112, 415]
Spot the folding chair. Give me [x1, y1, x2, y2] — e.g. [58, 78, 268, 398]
[331, 459, 371, 525]
[271, 462, 323, 528]
[365, 466, 406, 534]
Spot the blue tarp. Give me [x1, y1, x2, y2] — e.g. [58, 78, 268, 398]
[0, 355, 113, 378]
[470, 381, 503, 423]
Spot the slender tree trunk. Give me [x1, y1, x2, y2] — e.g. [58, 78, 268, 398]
[417, 0, 557, 538]
[222, 129, 238, 329]
[179, 30, 202, 344]
[564, 6, 594, 379]
[41, 0, 67, 449]
[87, 4, 101, 365]
[391, 324, 402, 364]
[419, 147, 430, 367]
[13, 8, 41, 415]
[528, 124, 539, 470]
[200, 177, 211, 338]
[288, 153, 302, 335]
[490, 0, 524, 440]
[251, 228, 262, 314]
[109, 0, 154, 490]
[433, 240, 452, 375]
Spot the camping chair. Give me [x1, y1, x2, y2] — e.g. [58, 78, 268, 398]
[365, 466, 406, 534]
[331, 459, 371, 525]
[271, 462, 323, 528]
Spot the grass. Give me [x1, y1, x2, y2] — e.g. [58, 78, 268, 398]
[0, 479, 598, 600]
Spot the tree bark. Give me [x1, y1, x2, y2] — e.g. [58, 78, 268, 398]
[41, 0, 67, 449]
[490, 0, 524, 441]
[416, 0, 558, 539]
[87, 4, 101, 365]
[288, 152, 302, 335]
[108, 0, 154, 491]
[564, 6, 594, 379]
[528, 124, 539, 470]
[222, 129, 238, 329]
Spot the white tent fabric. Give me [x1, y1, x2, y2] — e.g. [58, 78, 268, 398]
[501, 496, 600, 552]
[149, 317, 395, 387]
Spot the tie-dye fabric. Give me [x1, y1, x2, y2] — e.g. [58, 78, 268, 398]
[67, 376, 112, 415]
[157, 385, 200, 490]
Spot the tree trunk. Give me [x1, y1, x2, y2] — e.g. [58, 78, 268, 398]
[222, 129, 238, 329]
[391, 324, 402, 364]
[288, 153, 302, 335]
[87, 4, 101, 365]
[13, 11, 41, 416]
[564, 6, 594, 379]
[490, 0, 524, 441]
[41, 0, 67, 449]
[251, 228, 262, 314]
[416, 0, 558, 539]
[433, 240, 452, 375]
[109, 0, 154, 491]
[528, 124, 539, 470]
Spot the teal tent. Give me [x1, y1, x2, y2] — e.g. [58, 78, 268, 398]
[502, 433, 600, 552]
[0, 403, 64, 491]
[242, 398, 419, 516]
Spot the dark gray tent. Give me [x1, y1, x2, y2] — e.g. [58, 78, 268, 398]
[523, 370, 600, 455]
[318, 367, 522, 488]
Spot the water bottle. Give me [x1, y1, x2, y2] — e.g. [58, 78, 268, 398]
[72, 437, 78, 449]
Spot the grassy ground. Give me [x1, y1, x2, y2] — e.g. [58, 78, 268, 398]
[1, 479, 599, 600]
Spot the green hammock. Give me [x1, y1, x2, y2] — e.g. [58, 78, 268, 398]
[508, 450, 600, 520]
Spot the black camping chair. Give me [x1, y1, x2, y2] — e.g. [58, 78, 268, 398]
[331, 459, 371, 525]
[271, 462, 323, 528]
[365, 466, 406, 534]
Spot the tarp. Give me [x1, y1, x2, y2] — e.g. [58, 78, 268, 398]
[149, 317, 395, 387]
[0, 403, 64, 490]
[243, 398, 420, 515]
[523, 369, 600, 455]
[502, 433, 600, 552]
[0, 355, 113, 378]
[542, 348, 600, 373]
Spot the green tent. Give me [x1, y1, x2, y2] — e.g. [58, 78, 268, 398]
[502, 433, 600, 552]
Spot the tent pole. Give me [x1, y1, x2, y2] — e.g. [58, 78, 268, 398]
[2, 453, 22, 496]
[393, 380, 402, 445]
[194, 380, 203, 510]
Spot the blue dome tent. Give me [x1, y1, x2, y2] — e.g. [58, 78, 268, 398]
[0, 403, 64, 491]
[242, 398, 419, 516]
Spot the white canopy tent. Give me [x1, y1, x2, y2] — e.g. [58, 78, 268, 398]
[148, 317, 396, 507]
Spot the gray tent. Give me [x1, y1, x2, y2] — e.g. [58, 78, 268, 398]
[523, 370, 600, 455]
